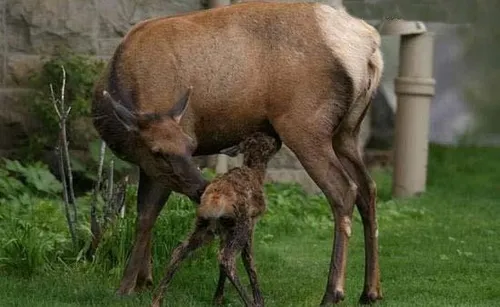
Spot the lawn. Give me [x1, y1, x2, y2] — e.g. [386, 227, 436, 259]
[0, 145, 499, 307]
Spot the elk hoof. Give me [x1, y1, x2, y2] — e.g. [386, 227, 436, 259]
[115, 285, 135, 297]
[135, 278, 154, 292]
[320, 290, 345, 305]
[151, 297, 163, 307]
[359, 290, 383, 305]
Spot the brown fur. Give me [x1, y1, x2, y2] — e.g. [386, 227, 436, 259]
[151, 133, 280, 307]
[91, 2, 383, 304]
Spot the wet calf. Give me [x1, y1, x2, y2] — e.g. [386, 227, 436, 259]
[151, 132, 281, 307]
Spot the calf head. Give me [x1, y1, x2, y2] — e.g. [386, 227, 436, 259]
[103, 87, 195, 157]
[221, 132, 281, 167]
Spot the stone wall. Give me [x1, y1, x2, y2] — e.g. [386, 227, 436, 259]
[344, 0, 476, 23]
[0, 0, 480, 193]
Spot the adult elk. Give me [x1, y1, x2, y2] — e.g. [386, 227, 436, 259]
[91, 2, 383, 305]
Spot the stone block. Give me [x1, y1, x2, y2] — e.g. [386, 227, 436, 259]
[4, 54, 43, 86]
[0, 88, 38, 152]
[344, 1, 368, 18]
[97, 0, 204, 39]
[232, 0, 343, 7]
[97, 38, 121, 56]
[7, 0, 99, 54]
[0, 54, 4, 86]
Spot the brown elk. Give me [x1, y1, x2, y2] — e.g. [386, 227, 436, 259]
[91, 2, 383, 305]
[151, 132, 280, 307]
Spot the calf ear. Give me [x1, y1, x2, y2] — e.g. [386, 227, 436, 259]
[168, 86, 193, 124]
[219, 144, 241, 157]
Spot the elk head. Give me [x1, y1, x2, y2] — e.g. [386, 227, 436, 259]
[103, 87, 195, 157]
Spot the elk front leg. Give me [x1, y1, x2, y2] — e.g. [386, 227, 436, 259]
[117, 170, 171, 295]
[242, 229, 264, 307]
[152, 219, 214, 307]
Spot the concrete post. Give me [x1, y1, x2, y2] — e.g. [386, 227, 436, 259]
[379, 20, 436, 198]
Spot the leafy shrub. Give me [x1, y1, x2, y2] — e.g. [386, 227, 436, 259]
[0, 159, 73, 276]
[22, 52, 133, 194]
[0, 159, 62, 199]
[24, 53, 105, 157]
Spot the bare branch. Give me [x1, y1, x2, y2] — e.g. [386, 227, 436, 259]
[57, 143, 77, 248]
[50, 84, 62, 120]
[52, 64, 78, 248]
[57, 66, 78, 227]
[60, 65, 66, 106]
[86, 140, 107, 261]
[119, 176, 128, 218]
[104, 159, 115, 225]
[102, 159, 118, 233]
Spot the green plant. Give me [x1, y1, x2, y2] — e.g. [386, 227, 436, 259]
[23, 52, 105, 160]
[0, 158, 62, 199]
[0, 159, 75, 276]
[22, 52, 133, 195]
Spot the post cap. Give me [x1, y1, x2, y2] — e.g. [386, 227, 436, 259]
[378, 19, 427, 36]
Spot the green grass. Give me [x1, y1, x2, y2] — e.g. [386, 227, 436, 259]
[1, 144, 499, 306]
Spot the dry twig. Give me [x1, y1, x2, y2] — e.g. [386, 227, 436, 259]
[50, 65, 78, 247]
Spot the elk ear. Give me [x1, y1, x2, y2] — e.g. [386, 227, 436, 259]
[219, 144, 243, 157]
[168, 86, 193, 124]
[103, 90, 138, 132]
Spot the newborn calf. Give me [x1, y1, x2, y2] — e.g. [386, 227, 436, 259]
[152, 132, 281, 307]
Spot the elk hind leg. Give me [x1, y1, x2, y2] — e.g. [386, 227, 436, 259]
[335, 133, 382, 304]
[275, 124, 358, 304]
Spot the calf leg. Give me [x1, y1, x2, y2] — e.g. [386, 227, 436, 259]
[334, 134, 382, 304]
[117, 169, 171, 295]
[242, 228, 264, 307]
[219, 237, 253, 307]
[152, 219, 214, 307]
[212, 264, 227, 305]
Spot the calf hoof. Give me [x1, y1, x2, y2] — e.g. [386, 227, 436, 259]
[359, 290, 383, 305]
[320, 290, 345, 305]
